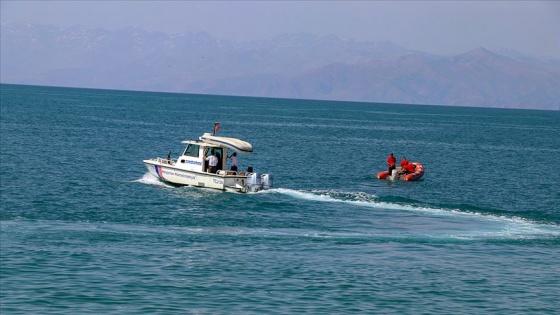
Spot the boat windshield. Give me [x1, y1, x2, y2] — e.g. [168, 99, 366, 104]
[183, 144, 199, 157]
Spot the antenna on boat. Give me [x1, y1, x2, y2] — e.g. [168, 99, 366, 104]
[213, 121, 220, 136]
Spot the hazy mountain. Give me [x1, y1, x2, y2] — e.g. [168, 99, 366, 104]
[1, 21, 559, 110]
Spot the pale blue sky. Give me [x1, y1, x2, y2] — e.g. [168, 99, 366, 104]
[2, 1, 559, 57]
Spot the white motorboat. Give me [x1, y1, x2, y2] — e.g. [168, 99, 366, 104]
[143, 125, 273, 193]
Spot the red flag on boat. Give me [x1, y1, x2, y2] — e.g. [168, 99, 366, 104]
[214, 122, 220, 134]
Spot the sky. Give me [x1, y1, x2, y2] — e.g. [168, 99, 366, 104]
[1, 1, 559, 57]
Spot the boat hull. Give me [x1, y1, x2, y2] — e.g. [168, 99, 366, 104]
[377, 170, 389, 179]
[402, 163, 424, 181]
[144, 160, 247, 192]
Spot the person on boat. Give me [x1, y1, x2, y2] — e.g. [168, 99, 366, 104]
[387, 153, 397, 176]
[397, 156, 408, 174]
[228, 152, 239, 172]
[215, 149, 222, 171]
[206, 149, 218, 173]
[403, 162, 416, 174]
[400, 156, 408, 167]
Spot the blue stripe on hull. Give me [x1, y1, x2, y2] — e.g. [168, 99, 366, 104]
[154, 165, 162, 179]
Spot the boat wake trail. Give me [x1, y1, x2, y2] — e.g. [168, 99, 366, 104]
[263, 188, 560, 241]
[265, 188, 461, 214]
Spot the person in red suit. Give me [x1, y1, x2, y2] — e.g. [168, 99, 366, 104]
[400, 156, 409, 168]
[387, 153, 396, 176]
[404, 162, 416, 174]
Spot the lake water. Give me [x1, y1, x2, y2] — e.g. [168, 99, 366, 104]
[1, 84, 559, 314]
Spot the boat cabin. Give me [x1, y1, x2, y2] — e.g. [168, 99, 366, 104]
[176, 140, 229, 174]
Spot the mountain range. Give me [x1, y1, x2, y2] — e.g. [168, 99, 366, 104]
[1, 21, 559, 110]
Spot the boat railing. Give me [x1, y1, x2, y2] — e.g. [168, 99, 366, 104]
[217, 170, 241, 176]
[157, 157, 175, 166]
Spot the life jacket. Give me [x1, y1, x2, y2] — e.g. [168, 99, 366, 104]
[405, 163, 415, 173]
[387, 156, 396, 167]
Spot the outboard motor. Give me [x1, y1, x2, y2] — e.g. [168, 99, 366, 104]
[246, 172, 262, 192]
[261, 174, 273, 190]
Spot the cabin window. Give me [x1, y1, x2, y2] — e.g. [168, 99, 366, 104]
[183, 144, 200, 157]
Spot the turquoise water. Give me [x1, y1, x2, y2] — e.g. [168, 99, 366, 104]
[1, 84, 559, 314]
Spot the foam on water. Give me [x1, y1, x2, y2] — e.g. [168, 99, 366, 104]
[266, 188, 560, 240]
[3, 216, 558, 244]
[129, 179, 560, 241]
[134, 172, 166, 186]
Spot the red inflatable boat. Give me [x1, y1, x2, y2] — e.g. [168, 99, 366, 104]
[377, 162, 424, 181]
